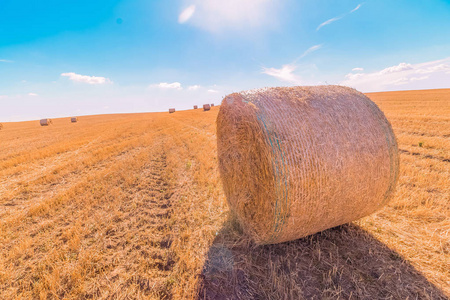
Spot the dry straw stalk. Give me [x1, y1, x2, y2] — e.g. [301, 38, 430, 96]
[217, 85, 399, 245]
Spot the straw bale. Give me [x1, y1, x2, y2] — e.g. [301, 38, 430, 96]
[203, 104, 211, 111]
[194, 105, 198, 109]
[71, 117, 78, 123]
[217, 86, 399, 245]
[40, 119, 52, 126]
[169, 108, 175, 113]
[211, 103, 214, 107]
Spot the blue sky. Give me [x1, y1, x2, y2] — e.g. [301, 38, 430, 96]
[1, 0, 450, 121]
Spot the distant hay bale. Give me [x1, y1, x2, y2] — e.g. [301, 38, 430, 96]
[71, 117, 78, 123]
[217, 86, 399, 245]
[203, 104, 211, 111]
[40, 119, 52, 126]
[211, 103, 214, 107]
[194, 105, 198, 109]
[169, 108, 175, 113]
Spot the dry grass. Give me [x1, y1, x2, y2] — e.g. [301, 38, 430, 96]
[0, 90, 448, 299]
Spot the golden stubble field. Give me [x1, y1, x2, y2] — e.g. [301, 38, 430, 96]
[0, 88, 449, 299]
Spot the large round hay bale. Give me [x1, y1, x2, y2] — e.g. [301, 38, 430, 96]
[217, 86, 399, 245]
[203, 104, 211, 111]
[194, 105, 198, 109]
[169, 108, 175, 113]
[71, 117, 78, 123]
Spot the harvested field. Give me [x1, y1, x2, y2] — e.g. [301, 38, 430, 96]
[0, 89, 449, 299]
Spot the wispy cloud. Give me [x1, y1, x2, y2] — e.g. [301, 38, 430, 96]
[352, 67, 364, 72]
[61, 72, 112, 84]
[0, 59, 14, 63]
[150, 82, 183, 90]
[207, 89, 219, 93]
[350, 4, 362, 13]
[317, 17, 342, 31]
[294, 44, 323, 63]
[262, 44, 322, 84]
[28, 93, 38, 96]
[178, 5, 196, 23]
[341, 57, 450, 92]
[317, 3, 363, 31]
[179, 0, 282, 33]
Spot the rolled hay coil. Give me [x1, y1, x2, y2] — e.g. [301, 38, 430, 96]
[217, 86, 399, 244]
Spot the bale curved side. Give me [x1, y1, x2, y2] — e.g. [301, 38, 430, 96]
[217, 85, 399, 245]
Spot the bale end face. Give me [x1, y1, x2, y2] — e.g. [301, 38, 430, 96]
[217, 85, 399, 245]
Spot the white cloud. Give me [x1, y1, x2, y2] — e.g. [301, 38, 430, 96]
[150, 82, 183, 90]
[28, 93, 38, 96]
[410, 76, 429, 82]
[179, 0, 281, 32]
[352, 67, 364, 72]
[379, 62, 413, 74]
[317, 3, 363, 31]
[207, 89, 219, 93]
[262, 64, 302, 84]
[341, 57, 450, 92]
[61, 72, 112, 84]
[188, 85, 201, 90]
[317, 17, 342, 31]
[350, 4, 362, 13]
[0, 59, 13, 63]
[178, 5, 196, 23]
[295, 44, 322, 62]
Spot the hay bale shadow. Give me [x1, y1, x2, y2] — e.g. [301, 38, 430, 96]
[197, 221, 447, 299]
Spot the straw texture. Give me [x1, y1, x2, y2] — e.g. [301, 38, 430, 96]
[40, 119, 52, 126]
[71, 117, 78, 123]
[203, 104, 211, 111]
[217, 86, 399, 245]
[169, 108, 175, 113]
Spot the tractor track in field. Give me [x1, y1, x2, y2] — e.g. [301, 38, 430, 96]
[88, 149, 177, 298]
